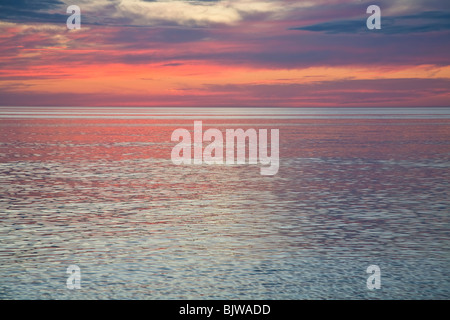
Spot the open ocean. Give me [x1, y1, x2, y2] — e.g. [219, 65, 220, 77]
[0, 107, 449, 299]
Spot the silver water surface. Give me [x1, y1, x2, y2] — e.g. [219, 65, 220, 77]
[0, 108, 449, 299]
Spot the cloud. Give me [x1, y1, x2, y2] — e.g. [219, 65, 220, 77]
[201, 77, 450, 106]
[0, 0, 68, 23]
[1, 77, 448, 107]
[110, 0, 279, 27]
[291, 11, 450, 34]
[0, 0, 449, 107]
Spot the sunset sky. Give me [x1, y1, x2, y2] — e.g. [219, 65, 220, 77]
[0, 0, 449, 107]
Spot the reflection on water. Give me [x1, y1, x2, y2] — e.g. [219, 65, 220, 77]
[0, 108, 449, 299]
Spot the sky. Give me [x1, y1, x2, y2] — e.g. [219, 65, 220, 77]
[0, 0, 449, 107]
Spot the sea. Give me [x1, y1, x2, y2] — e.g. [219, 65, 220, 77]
[0, 107, 449, 299]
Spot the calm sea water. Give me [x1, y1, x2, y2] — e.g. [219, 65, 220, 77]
[0, 107, 449, 299]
